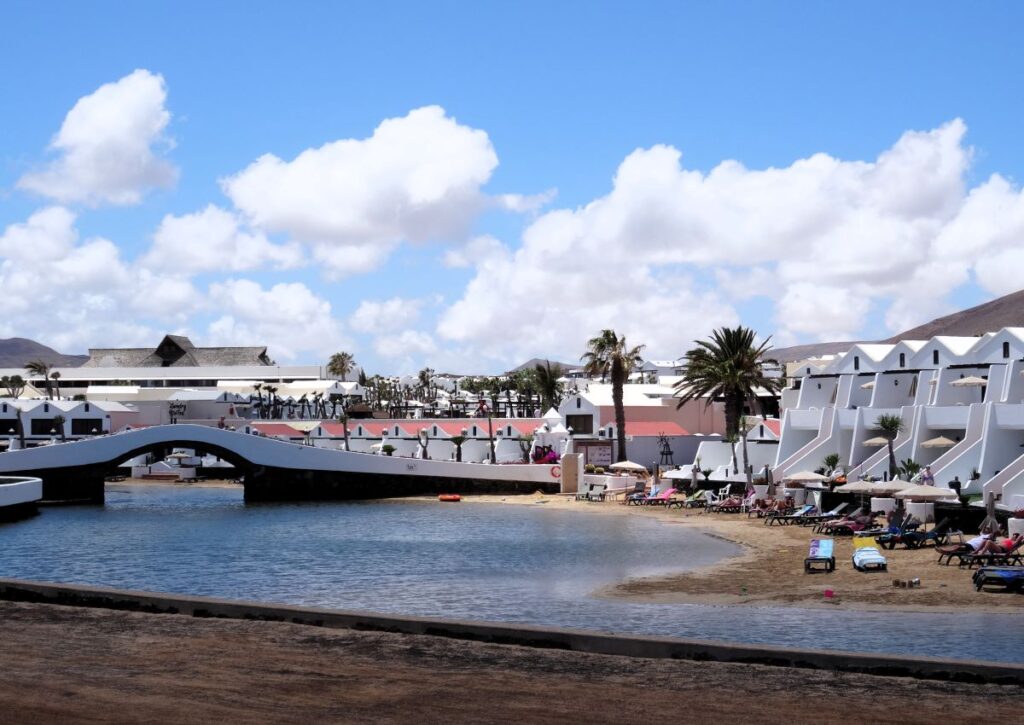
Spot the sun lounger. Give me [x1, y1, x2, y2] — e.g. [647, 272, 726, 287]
[813, 507, 864, 533]
[797, 503, 848, 527]
[885, 519, 953, 550]
[973, 566, 1024, 592]
[667, 489, 705, 509]
[804, 538, 835, 573]
[639, 487, 678, 506]
[765, 504, 815, 526]
[584, 483, 607, 502]
[621, 481, 649, 505]
[707, 495, 744, 513]
[574, 482, 594, 501]
[957, 538, 1024, 569]
[936, 542, 975, 566]
[852, 536, 888, 572]
[622, 483, 655, 507]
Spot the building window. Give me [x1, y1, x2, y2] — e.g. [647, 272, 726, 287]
[1003, 341, 1011, 359]
[565, 414, 593, 435]
[576, 397, 581, 409]
[71, 419, 103, 435]
[933, 350, 939, 365]
[853, 356, 860, 371]
[31, 418, 59, 436]
[899, 353, 905, 368]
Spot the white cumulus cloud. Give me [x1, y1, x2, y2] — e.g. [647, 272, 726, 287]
[144, 205, 304, 275]
[0, 207, 200, 352]
[18, 69, 177, 206]
[221, 105, 499, 277]
[439, 119, 995, 360]
[206, 279, 349, 362]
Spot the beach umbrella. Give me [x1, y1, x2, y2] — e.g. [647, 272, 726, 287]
[870, 479, 914, 495]
[920, 435, 956, 449]
[835, 479, 875, 493]
[950, 376, 987, 387]
[950, 375, 988, 401]
[784, 471, 828, 483]
[609, 460, 647, 472]
[860, 381, 875, 389]
[894, 485, 959, 501]
[863, 436, 889, 447]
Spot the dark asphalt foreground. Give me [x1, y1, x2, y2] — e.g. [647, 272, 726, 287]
[0, 600, 1019, 724]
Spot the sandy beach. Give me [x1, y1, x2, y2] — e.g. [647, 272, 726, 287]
[0, 599, 1019, 724]
[444, 493, 1023, 613]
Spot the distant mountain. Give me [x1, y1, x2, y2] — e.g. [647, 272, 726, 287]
[883, 289, 1024, 342]
[769, 340, 865, 364]
[770, 288, 1024, 363]
[0, 338, 88, 369]
[506, 358, 578, 375]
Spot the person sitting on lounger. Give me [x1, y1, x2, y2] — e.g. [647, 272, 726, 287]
[965, 532, 1002, 555]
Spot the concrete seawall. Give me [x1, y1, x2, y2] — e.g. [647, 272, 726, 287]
[1, 578, 1021, 686]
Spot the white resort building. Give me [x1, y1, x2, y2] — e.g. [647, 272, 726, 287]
[695, 327, 1024, 513]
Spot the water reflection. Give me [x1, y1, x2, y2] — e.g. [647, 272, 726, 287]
[0, 484, 1020, 663]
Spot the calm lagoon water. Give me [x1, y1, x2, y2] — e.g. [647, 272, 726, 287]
[1, 484, 1021, 663]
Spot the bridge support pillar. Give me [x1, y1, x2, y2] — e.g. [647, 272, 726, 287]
[39, 468, 105, 505]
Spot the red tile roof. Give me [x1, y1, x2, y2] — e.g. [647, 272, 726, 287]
[251, 422, 305, 438]
[624, 421, 689, 437]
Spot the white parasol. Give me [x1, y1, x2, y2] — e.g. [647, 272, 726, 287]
[894, 485, 959, 501]
[920, 435, 957, 449]
[869, 479, 915, 495]
[863, 436, 889, 447]
[609, 460, 648, 472]
[834, 479, 876, 493]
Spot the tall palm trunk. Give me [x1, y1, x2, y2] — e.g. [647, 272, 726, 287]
[887, 440, 897, 479]
[612, 357, 627, 462]
[741, 425, 752, 487]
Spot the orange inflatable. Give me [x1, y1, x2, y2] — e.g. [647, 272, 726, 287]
[438, 494, 461, 502]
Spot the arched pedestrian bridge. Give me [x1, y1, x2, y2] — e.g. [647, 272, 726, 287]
[0, 424, 560, 504]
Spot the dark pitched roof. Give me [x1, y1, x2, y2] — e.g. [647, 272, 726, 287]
[83, 335, 272, 368]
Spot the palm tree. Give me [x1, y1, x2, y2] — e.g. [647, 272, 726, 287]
[675, 326, 781, 483]
[327, 352, 356, 381]
[876, 413, 905, 479]
[581, 329, 645, 462]
[25, 360, 53, 399]
[450, 431, 467, 462]
[1, 374, 26, 399]
[534, 361, 565, 413]
[675, 326, 780, 439]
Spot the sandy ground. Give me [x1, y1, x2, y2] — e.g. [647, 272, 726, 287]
[0, 600, 1019, 724]
[444, 493, 1024, 612]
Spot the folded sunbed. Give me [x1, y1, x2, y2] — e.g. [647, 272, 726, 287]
[804, 538, 835, 573]
[852, 537, 888, 572]
[972, 566, 1024, 592]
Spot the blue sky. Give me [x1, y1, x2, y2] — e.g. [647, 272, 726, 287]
[2, 2, 1023, 373]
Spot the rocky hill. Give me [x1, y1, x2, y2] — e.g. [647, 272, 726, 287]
[771, 288, 1024, 363]
[0, 338, 88, 368]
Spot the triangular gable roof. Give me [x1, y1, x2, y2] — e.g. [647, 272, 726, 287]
[968, 327, 1024, 360]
